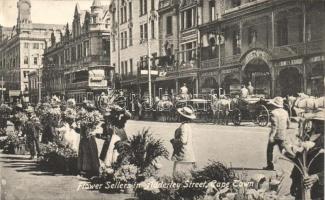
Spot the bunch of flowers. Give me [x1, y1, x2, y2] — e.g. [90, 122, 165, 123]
[114, 164, 138, 184]
[0, 104, 12, 117]
[12, 112, 28, 128]
[63, 108, 77, 121]
[40, 107, 61, 127]
[76, 108, 102, 131]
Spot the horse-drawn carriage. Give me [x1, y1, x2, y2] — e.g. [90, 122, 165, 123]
[175, 98, 212, 121]
[230, 95, 271, 126]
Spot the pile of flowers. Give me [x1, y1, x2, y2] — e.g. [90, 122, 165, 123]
[2, 131, 25, 154]
[114, 164, 138, 184]
[0, 104, 12, 117]
[38, 141, 78, 174]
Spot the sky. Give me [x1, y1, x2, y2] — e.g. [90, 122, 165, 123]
[0, 0, 110, 27]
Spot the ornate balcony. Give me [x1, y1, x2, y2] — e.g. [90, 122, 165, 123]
[159, 0, 178, 9]
[272, 39, 325, 59]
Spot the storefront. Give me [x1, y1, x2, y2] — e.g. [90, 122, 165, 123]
[220, 67, 241, 96]
[274, 58, 304, 97]
[307, 55, 325, 97]
[199, 70, 219, 94]
[240, 49, 272, 97]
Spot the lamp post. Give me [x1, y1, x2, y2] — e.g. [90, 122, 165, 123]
[38, 67, 42, 103]
[1, 75, 4, 103]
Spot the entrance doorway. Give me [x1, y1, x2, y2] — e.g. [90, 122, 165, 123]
[279, 67, 302, 96]
[243, 59, 271, 97]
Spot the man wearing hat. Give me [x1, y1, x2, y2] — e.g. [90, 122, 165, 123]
[22, 106, 42, 159]
[264, 96, 291, 170]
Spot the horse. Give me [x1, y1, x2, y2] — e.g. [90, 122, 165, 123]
[211, 95, 232, 125]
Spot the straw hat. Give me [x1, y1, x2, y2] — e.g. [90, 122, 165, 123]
[177, 106, 196, 119]
[268, 96, 284, 108]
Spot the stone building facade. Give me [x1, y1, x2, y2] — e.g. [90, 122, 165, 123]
[0, 0, 64, 103]
[42, 0, 112, 104]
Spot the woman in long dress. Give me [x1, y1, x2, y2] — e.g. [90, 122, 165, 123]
[171, 106, 196, 177]
[77, 104, 100, 178]
[57, 114, 79, 153]
[100, 106, 130, 167]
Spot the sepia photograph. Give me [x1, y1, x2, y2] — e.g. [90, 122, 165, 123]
[0, 0, 324, 199]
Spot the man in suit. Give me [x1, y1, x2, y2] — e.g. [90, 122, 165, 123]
[22, 106, 42, 159]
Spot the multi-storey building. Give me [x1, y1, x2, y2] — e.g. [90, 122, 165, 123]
[42, 0, 112, 104]
[199, 0, 325, 97]
[109, 0, 160, 97]
[0, 0, 64, 103]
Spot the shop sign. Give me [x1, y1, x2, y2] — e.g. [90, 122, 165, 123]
[201, 71, 218, 77]
[222, 68, 239, 74]
[309, 55, 325, 63]
[140, 70, 159, 76]
[242, 50, 270, 66]
[276, 58, 303, 67]
[9, 90, 21, 97]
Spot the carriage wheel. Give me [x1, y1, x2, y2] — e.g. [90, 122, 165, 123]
[257, 105, 269, 127]
[232, 108, 241, 126]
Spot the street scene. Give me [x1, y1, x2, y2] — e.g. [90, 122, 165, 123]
[0, 0, 324, 199]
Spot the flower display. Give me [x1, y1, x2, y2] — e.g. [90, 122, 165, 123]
[76, 108, 102, 130]
[114, 164, 138, 183]
[0, 104, 12, 116]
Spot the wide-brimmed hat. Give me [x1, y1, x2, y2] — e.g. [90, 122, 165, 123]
[16, 104, 23, 109]
[268, 96, 284, 108]
[177, 106, 196, 119]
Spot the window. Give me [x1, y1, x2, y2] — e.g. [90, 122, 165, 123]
[151, 0, 155, 11]
[166, 16, 173, 35]
[128, 2, 132, 20]
[151, 20, 155, 39]
[209, 0, 216, 22]
[124, 31, 128, 48]
[121, 61, 124, 75]
[180, 41, 197, 62]
[140, 56, 148, 70]
[103, 39, 110, 55]
[129, 28, 133, 46]
[34, 57, 38, 65]
[83, 41, 89, 56]
[124, 61, 128, 75]
[277, 18, 288, 46]
[40, 43, 44, 49]
[24, 43, 29, 48]
[248, 27, 257, 45]
[33, 43, 39, 49]
[71, 46, 76, 61]
[24, 56, 28, 64]
[186, 9, 193, 29]
[232, 30, 241, 55]
[23, 71, 29, 78]
[140, 0, 147, 16]
[140, 23, 148, 43]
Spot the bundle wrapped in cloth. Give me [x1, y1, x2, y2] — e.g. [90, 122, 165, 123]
[293, 94, 325, 116]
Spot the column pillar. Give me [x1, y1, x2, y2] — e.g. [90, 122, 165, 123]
[175, 79, 179, 95]
[153, 82, 156, 98]
[271, 11, 275, 48]
[195, 77, 199, 95]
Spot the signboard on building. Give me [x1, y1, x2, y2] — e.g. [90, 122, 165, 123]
[201, 71, 219, 77]
[275, 58, 303, 67]
[9, 90, 21, 97]
[309, 55, 325, 63]
[89, 69, 107, 87]
[140, 70, 159, 76]
[242, 49, 271, 67]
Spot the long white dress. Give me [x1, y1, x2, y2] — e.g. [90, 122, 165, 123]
[57, 122, 80, 153]
[103, 128, 121, 167]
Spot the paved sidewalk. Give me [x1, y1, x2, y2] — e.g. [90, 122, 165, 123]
[0, 153, 135, 200]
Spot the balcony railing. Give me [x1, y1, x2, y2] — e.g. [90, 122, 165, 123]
[179, 0, 201, 9]
[272, 39, 325, 59]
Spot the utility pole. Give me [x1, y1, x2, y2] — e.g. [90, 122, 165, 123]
[38, 67, 42, 103]
[147, 5, 152, 106]
[1, 75, 4, 103]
